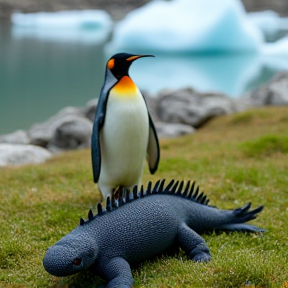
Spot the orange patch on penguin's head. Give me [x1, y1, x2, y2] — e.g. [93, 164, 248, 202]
[107, 59, 115, 70]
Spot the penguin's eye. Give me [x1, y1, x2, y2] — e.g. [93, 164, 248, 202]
[73, 257, 82, 266]
[107, 59, 115, 70]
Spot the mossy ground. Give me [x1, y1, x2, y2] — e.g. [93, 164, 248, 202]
[1, 106, 288, 288]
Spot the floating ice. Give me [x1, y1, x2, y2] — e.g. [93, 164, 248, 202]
[11, 27, 111, 43]
[11, 10, 113, 43]
[247, 11, 281, 38]
[108, 0, 263, 54]
[106, 0, 288, 96]
[262, 36, 288, 56]
[12, 10, 112, 29]
[248, 11, 288, 40]
[10, 3, 288, 96]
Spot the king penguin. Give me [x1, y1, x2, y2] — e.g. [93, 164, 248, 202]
[91, 52, 160, 200]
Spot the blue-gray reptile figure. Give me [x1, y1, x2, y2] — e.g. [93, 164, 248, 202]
[43, 179, 264, 288]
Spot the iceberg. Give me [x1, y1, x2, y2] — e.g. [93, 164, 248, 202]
[108, 0, 263, 54]
[12, 10, 112, 29]
[105, 0, 288, 95]
[11, 10, 113, 43]
[262, 36, 288, 56]
[247, 11, 281, 39]
[248, 11, 288, 41]
[261, 36, 288, 74]
[11, 27, 111, 43]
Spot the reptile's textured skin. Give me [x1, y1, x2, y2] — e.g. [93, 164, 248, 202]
[43, 179, 264, 287]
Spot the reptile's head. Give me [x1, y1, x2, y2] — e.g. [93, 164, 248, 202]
[43, 235, 98, 277]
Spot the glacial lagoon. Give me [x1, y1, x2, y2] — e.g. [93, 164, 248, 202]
[0, 10, 287, 135]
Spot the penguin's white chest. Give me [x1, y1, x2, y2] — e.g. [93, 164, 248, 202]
[100, 76, 149, 188]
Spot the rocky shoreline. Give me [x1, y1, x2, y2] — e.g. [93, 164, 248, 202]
[0, 71, 288, 166]
[1, 0, 288, 22]
[0, 0, 151, 22]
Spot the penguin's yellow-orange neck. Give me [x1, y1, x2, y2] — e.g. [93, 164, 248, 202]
[111, 76, 138, 96]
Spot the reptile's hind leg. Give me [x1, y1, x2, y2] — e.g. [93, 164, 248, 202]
[176, 223, 211, 262]
[97, 257, 134, 288]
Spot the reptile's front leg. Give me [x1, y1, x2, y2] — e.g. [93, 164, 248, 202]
[98, 257, 134, 288]
[176, 223, 211, 262]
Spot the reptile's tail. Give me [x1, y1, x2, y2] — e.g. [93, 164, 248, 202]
[218, 203, 265, 232]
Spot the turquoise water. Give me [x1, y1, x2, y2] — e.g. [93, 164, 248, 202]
[0, 24, 282, 135]
[0, 24, 106, 135]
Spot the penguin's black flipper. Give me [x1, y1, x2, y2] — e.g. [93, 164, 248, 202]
[91, 69, 118, 183]
[91, 112, 103, 183]
[147, 112, 160, 174]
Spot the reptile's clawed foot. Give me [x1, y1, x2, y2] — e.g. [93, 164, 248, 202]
[191, 252, 211, 263]
[188, 245, 211, 263]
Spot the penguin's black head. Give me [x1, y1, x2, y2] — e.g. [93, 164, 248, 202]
[107, 53, 154, 80]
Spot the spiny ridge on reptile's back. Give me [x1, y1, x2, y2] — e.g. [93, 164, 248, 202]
[79, 179, 210, 226]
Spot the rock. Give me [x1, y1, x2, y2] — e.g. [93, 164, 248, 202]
[244, 71, 288, 106]
[48, 115, 93, 153]
[242, 0, 288, 17]
[142, 90, 160, 122]
[0, 130, 30, 145]
[28, 106, 85, 147]
[0, 3, 13, 22]
[0, 0, 152, 22]
[155, 122, 195, 138]
[0, 144, 51, 166]
[84, 98, 98, 122]
[0, 106, 93, 153]
[0, 0, 287, 23]
[156, 88, 239, 128]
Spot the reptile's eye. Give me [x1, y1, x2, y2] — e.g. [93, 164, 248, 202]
[73, 257, 82, 266]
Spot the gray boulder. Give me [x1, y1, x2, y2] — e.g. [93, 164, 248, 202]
[155, 122, 195, 138]
[28, 107, 92, 151]
[0, 144, 51, 167]
[48, 115, 93, 153]
[84, 98, 98, 122]
[0, 130, 30, 145]
[244, 71, 288, 106]
[156, 88, 238, 128]
[142, 91, 160, 122]
[0, 3, 13, 21]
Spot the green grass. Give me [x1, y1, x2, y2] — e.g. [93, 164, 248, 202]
[1, 106, 288, 287]
[241, 135, 288, 157]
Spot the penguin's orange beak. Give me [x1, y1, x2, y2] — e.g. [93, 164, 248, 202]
[126, 55, 155, 62]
